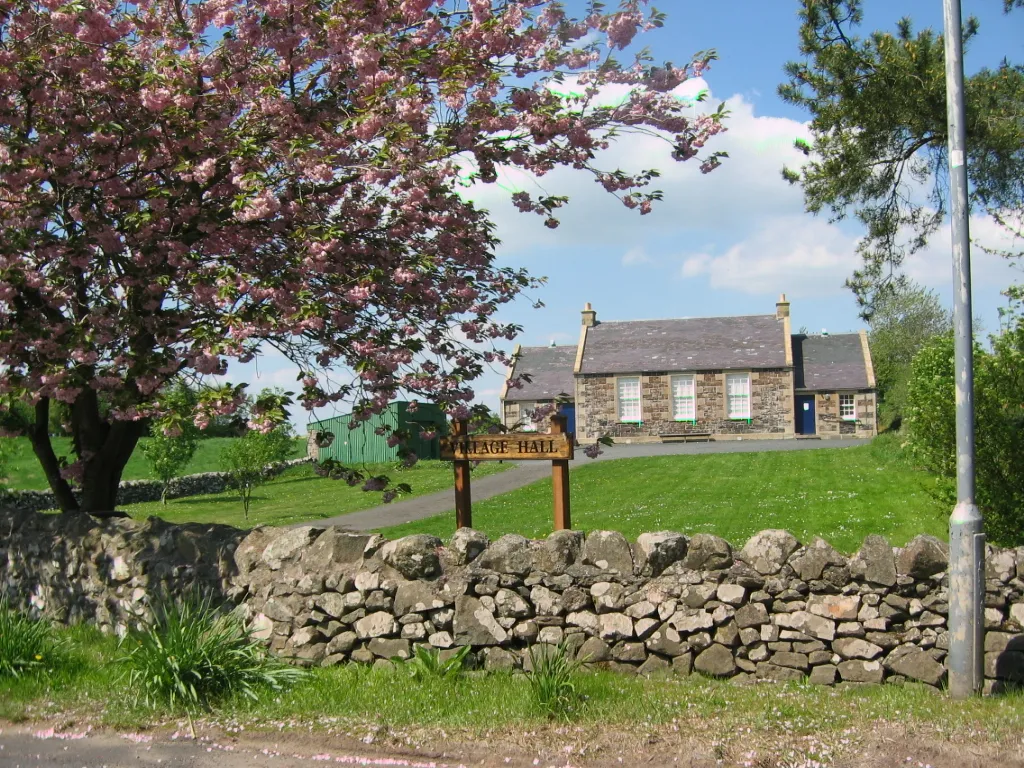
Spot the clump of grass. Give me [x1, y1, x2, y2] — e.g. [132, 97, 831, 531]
[119, 593, 305, 727]
[405, 645, 471, 683]
[0, 596, 65, 679]
[525, 641, 586, 720]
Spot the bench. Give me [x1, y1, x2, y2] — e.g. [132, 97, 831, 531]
[660, 432, 712, 443]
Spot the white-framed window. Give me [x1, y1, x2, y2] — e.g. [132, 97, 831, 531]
[671, 374, 696, 421]
[726, 373, 751, 419]
[617, 376, 641, 422]
[839, 393, 856, 420]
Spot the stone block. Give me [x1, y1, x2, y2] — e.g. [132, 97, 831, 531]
[682, 534, 732, 571]
[368, 638, 410, 659]
[756, 662, 804, 682]
[896, 535, 949, 579]
[807, 594, 860, 621]
[636, 532, 687, 575]
[354, 611, 397, 639]
[808, 665, 838, 685]
[694, 644, 736, 677]
[583, 530, 634, 575]
[837, 659, 884, 684]
[449, 528, 489, 565]
[599, 613, 633, 642]
[851, 535, 897, 587]
[738, 530, 800, 575]
[833, 637, 884, 660]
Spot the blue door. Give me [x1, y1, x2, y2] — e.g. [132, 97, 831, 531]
[558, 404, 577, 436]
[796, 395, 816, 434]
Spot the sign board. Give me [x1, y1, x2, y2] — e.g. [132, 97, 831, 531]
[440, 432, 574, 461]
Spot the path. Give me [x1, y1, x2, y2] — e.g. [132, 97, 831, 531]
[310, 437, 869, 532]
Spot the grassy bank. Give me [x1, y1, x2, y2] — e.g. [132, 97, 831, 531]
[380, 437, 945, 552]
[1, 623, 1020, 756]
[119, 460, 511, 528]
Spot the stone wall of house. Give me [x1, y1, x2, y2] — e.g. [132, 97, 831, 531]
[576, 370, 794, 441]
[0, 458, 311, 514]
[815, 392, 877, 439]
[502, 400, 558, 432]
[3, 507, 1021, 693]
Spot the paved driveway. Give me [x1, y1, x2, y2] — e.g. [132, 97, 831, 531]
[310, 437, 869, 532]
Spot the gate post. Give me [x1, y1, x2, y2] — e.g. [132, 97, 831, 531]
[550, 415, 571, 530]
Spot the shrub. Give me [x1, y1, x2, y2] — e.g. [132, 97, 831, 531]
[905, 327, 1024, 546]
[0, 597, 63, 679]
[405, 645, 471, 683]
[525, 641, 586, 720]
[120, 594, 305, 716]
[220, 427, 295, 518]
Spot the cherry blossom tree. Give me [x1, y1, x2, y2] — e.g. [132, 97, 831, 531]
[0, 0, 726, 514]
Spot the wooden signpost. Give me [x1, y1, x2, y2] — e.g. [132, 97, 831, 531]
[441, 415, 574, 531]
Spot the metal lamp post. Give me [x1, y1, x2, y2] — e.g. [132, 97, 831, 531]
[942, 0, 985, 698]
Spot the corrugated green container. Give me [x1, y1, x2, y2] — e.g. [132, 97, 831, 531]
[308, 402, 448, 463]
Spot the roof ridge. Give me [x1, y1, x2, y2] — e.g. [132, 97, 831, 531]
[597, 313, 777, 324]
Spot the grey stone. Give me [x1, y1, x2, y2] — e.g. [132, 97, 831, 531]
[287, 626, 324, 649]
[716, 584, 746, 606]
[453, 595, 507, 646]
[475, 534, 534, 575]
[368, 638, 410, 659]
[536, 529, 584, 573]
[612, 642, 647, 662]
[401, 622, 427, 640]
[672, 652, 694, 676]
[851, 535, 897, 587]
[626, 600, 657, 619]
[262, 527, 321, 569]
[393, 581, 448, 616]
[887, 649, 946, 686]
[694, 644, 737, 677]
[494, 588, 531, 619]
[482, 647, 517, 671]
[837, 659, 884, 683]
[645, 626, 687, 657]
[428, 631, 454, 648]
[669, 609, 714, 634]
[738, 530, 800, 575]
[537, 626, 564, 645]
[896, 535, 949, 579]
[512, 621, 539, 642]
[682, 533, 733, 571]
[566, 611, 600, 635]
[715, 621, 740, 647]
[681, 584, 718, 609]
[789, 538, 847, 581]
[314, 592, 348, 618]
[756, 663, 804, 682]
[808, 665, 838, 685]
[635, 617, 660, 640]
[770, 651, 809, 670]
[833, 638, 884, 660]
[381, 535, 443, 580]
[984, 632, 1018, 654]
[350, 647, 374, 664]
[599, 613, 633, 642]
[250, 613, 274, 642]
[449, 528, 489, 565]
[354, 611, 397, 639]
[561, 586, 590, 613]
[583, 530, 634, 575]
[300, 528, 370, 570]
[735, 603, 769, 628]
[807, 594, 860, 621]
[637, 654, 672, 677]
[578, 636, 612, 663]
[636, 532, 687, 575]
[530, 585, 563, 616]
[774, 611, 836, 641]
[591, 582, 626, 613]
[326, 631, 357, 655]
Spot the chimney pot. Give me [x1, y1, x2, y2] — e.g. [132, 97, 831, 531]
[776, 293, 791, 320]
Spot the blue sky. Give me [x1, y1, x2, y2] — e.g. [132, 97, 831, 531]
[237, 1, 1024, 423]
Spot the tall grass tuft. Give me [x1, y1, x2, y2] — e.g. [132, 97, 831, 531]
[0, 597, 63, 679]
[405, 645, 471, 683]
[525, 641, 587, 720]
[120, 593, 305, 719]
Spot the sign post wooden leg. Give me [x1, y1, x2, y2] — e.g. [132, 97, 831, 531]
[451, 419, 472, 529]
[550, 415, 571, 530]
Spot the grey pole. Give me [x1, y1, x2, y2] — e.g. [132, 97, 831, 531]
[942, 0, 985, 699]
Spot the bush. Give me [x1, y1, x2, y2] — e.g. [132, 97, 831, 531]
[220, 427, 295, 518]
[120, 594, 305, 715]
[405, 645, 471, 683]
[525, 641, 586, 720]
[905, 328, 1024, 546]
[0, 597, 63, 679]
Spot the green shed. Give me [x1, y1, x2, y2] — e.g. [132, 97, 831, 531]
[308, 402, 448, 463]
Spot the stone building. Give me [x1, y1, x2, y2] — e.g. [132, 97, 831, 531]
[500, 296, 877, 442]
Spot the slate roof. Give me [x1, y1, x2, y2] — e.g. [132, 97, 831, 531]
[504, 345, 578, 401]
[792, 333, 871, 391]
[578, 315, 788, 374]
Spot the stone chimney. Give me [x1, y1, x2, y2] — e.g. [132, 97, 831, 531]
[581, 302, 597, 327]
[776, 293, 790, 320]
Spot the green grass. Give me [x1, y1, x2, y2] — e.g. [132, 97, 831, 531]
[380, 436, 947, 552]
[1, 623, 1021, 752]
[119, 460, 511, 528]
[1, 436, 306, 491]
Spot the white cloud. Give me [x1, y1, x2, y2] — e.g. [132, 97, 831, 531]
[622, 247, 653, 266]
[678, 216, 860, 297]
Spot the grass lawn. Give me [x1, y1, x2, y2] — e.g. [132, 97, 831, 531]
[119, 460, 511, 528]
[380, 436, 947, 552]
[1, 435, 306, 491]
[1, 623, 1021, 763]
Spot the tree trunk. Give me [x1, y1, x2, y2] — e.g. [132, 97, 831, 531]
[70, 389, 145, 517]
[27, 398, 80, 513]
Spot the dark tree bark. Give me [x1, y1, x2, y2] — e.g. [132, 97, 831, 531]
[26, 397, 80, 513]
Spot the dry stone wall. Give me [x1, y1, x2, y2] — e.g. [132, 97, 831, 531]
[2, 508, 1022, 693]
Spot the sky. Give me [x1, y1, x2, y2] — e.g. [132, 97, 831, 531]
[233, 1, 1024, 426]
